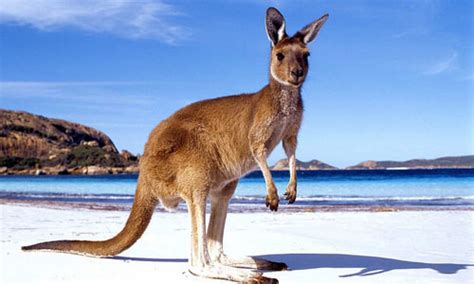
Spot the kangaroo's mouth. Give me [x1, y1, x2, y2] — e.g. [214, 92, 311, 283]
[289, 79, 303, 86]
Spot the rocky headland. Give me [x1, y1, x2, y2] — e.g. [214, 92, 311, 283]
[0, 110, 139, 175]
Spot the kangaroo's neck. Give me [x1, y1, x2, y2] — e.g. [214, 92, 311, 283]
[268, 79, 302, 117]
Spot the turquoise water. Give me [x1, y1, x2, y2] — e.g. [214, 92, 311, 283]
[1, 169, 473, 207]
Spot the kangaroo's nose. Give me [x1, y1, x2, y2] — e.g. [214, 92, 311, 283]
[291, 69, 304, 79]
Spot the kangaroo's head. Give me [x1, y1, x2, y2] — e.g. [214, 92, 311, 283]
[266, 7, 328, 88]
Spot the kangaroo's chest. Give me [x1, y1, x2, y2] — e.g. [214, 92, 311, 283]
[266, 90, 302, 150]
[274, 90, 301, 134]
[279, 89, 300, 119]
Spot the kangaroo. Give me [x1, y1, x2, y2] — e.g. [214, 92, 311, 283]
[22, 7, 328, 284]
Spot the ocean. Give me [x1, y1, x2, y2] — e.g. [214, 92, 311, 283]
[1, 169, 473, 210]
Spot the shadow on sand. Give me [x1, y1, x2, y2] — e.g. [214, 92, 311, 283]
[108, 253, 472, 278]
[256, 253, 472, 277]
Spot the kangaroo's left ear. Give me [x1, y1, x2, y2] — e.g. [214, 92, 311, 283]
[294, 14, 329, 45]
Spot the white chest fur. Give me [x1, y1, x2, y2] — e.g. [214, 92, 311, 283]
[268, 88, 301, 145]
[278, 88, 300, 119]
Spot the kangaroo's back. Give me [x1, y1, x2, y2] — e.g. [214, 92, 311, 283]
[143, 90, 267, 178]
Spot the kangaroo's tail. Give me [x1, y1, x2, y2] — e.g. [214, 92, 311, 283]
[22, 181, 157, 257]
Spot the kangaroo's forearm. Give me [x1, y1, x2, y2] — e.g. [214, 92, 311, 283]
[283, 136, 297, 183]
[288, 153, 297, 184]
[253, 150, 279, 211]
[254, 153, 275, 191]
[283, 135, 298, 203]
[249, 125, 280, 211]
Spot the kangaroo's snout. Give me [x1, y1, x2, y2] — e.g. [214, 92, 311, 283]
[291, 69, 304, 80]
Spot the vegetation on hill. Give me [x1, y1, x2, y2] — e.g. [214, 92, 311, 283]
[0, 109, 138, 174]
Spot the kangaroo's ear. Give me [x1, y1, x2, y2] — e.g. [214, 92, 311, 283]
[294, 14, 329, 45]
[266, 7, 287, 46]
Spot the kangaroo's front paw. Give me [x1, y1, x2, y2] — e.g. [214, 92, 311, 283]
[265, 192, 279, 211]
[284, 183, 297, 204]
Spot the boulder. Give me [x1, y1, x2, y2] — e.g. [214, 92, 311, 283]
[83, 165, 111, 175]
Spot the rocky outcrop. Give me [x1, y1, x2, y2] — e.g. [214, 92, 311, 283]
[120, 150, 138, 162]
[0, 109, 139, 175]
[272, 159, 337, 171]
[0, 109, 117, 158]
[347, 156, 474, 170]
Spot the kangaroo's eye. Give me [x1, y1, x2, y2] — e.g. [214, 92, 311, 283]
[276, 53, 285, 61]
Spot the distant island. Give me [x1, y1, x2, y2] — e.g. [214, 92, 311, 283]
[346, 156, 474, 170]
[270, 156, 474, 171]
[271, 159, 337, 171]
[0, 109, 472, 175]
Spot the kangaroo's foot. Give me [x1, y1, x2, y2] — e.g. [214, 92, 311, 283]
[214, 253, 288, 271]
[188, 264, 278, 283]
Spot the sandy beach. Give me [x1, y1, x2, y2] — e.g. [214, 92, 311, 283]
[1, 203, 473, 284]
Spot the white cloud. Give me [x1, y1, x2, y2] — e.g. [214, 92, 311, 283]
[423, 52, 458, 75]
[0, 80, 157, 107]
[0, 0, 189, 44]
[0, 80, 195, 111]
[0, 81, 144, 88]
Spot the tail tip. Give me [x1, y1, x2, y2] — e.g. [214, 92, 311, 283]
[22, 244, 39, 251]
[22, 245, 33, 251]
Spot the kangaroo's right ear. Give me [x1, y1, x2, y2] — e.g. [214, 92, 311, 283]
[266, 7, 287, 46]
[294, 14, 329, 45]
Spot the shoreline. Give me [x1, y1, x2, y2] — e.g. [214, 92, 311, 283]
[2, 198, 473, 213]
[2, 166, 474, 176]
[2, 169, 472, 213]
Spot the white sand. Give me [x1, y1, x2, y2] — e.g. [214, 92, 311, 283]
[1, 204, 473, 284]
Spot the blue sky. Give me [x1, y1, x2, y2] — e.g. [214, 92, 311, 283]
[0, 0, 472, 168]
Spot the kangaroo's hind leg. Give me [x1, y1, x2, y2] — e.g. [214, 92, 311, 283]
[207, 180, 288, 271]
[185, 186, 276, 283]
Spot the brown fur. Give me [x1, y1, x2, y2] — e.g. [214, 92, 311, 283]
[22, 7, 328, 283]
